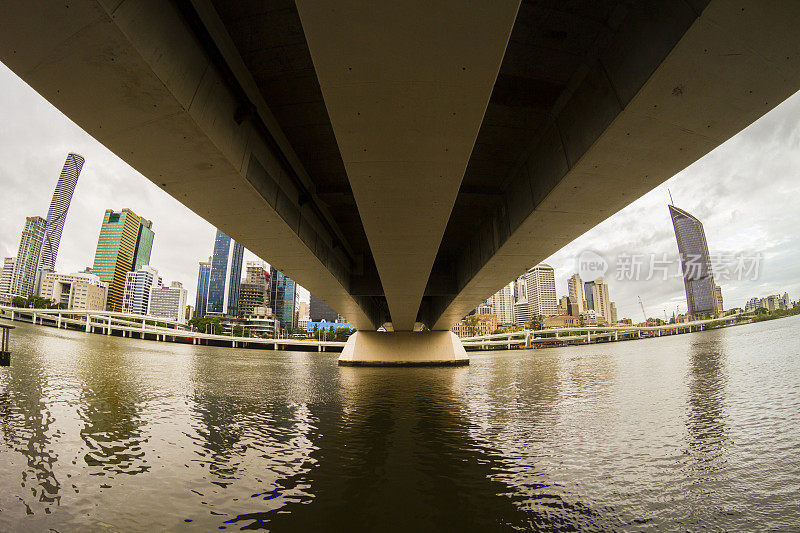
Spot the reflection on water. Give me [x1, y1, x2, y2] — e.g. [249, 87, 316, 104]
[0, 317, 799, 531]
[77, 349, 150, 476]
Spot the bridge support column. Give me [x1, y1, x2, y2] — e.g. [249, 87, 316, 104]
[85, 316, 91, 333]
[57, 314, 61, 329]
[106, 316, 111, 335]
[33, 313, 37, 325]
[615, 332, 619, 341]
[339, 331, 468, 367]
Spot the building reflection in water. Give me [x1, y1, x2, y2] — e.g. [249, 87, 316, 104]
[0, 338, 61, 513]
[684, 333, 730, 500]
[206, 356, 614, 532]
[76, 346, 150, 477]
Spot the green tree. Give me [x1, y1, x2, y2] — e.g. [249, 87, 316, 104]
[188, 316, 223, 335]
[463, 314, 480, 336]
[232, 325, 244, 337]
[525, 314, 543, 331]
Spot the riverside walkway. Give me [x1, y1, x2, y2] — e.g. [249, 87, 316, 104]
[459, 313, 753, 351]
[0, 306, 346, 352]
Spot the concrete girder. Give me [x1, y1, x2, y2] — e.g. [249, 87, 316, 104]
[431, 0, 800, 329]
[0, 0, 378, 329]
[295, 1, 520, 331]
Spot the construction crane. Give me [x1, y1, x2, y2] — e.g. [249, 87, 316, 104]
[638, 296, 647, 323]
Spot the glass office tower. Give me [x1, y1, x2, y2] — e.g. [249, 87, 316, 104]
[669, 204, 716, 317]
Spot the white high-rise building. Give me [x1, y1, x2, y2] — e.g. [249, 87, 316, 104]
[0, 257, 16, 303]
[524, 264, 557, 317]
[10, 216, 46, 298]
[39, 271, 107, 310]
[35, 153, 85, 290]
[567, 273, 586, 313]
[149, 281, 188, 323]
[513, 274, 530, 326]
[488, 282, 514, 325]
[122, 266, 161, 315]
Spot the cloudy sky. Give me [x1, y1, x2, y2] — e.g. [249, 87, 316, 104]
[0, 60, 798, 320]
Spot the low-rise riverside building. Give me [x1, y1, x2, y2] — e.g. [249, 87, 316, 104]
[38, 271, 108, 310]
[451, 313, 497, 338]
[543, 315, 580, 329]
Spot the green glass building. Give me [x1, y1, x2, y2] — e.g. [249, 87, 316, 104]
[92, 209, 154, 311]
[133, 217, 155, 271]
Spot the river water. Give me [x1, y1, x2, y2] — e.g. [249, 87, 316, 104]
[0, 316, 798, 531]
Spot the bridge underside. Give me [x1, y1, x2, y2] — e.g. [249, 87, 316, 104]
[2, 1, 800, 363]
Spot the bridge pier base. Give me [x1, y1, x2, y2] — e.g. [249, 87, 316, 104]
[339, 331, 468, 367]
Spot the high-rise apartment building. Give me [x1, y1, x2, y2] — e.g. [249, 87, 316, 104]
[589, 279, 613, 321]
[132, 217, 155, 271]
[297, 300, 310, 322]
[714, 284, 724, 315]
[194, 258, 211, 317]
[92, 209, 152, 311]
[488, 282, 514, 325]
[0, 257, 16, 303]
[669, 204, 717, 318]
[269, 267, 296, 331]
[567, 273, 586, 313]
[513, 274, 530, 326]
[39, 271, 107, 310]
[226, 241, 245, 316]
[524, 264, 557, 317]
[10, 216, 46, 298]
[122, 265, 161, 316]
[36, 153, 85, 290]
[149, 281, 188, 323]
[309, 294, 338, 322]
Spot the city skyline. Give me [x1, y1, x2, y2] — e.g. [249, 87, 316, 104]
[0, 61, 799, 319]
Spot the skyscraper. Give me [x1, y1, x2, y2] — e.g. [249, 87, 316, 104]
[207, 229, 231, 315]
[10, 216, 46, 298]
[584, 281, 595, 312]
[36, 153, 85, 289]
[269, 267, 296, 331]
[513, 274, 529, 326]
[194, 258, 211, 318]
[524, 264, 558, 317]
[92, 209, 152, 311]
[567, 273, 586, 313]
[589, 279, 613, 321]
[132, 217, 155, 271]
[239, 261, 269, 317]
[226, 241, 244, 316]
[0, 257, 16, 302]
[714, 284, 724, 315]
[669, 204, 716, 318]
[488, 282, 514, 325]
